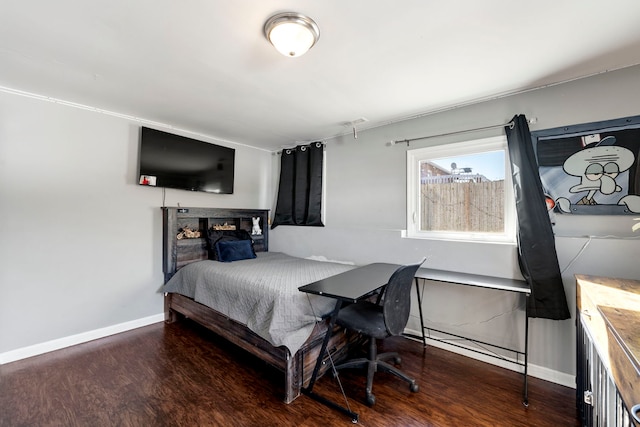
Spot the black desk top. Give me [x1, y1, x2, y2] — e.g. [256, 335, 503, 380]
[299, 263, 400, 303]
[415, 267, 530, 294]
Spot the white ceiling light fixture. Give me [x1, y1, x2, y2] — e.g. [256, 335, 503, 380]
[264, 12, 320, 58]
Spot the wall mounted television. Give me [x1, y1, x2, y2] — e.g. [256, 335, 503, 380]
[138, 127, 235, 194]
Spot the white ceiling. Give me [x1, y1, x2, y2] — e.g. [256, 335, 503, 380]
[2, 1, 640, 151]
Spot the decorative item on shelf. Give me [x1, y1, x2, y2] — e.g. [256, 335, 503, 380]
[251, 217, 262, 235]
[176, 226, 201, 240]
[212, 222, 236, 230]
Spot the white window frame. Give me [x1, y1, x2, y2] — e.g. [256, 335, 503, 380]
[406, 135, 516, 243]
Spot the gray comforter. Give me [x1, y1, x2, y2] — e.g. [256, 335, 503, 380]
[163, 252, 356, 354]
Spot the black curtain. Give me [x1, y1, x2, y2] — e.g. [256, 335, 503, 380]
[271, 142, 324, 229]
[505, 115, 570, 320]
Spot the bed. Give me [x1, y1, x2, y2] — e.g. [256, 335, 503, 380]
[162, 207, 363, 403]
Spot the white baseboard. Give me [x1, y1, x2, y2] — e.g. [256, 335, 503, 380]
[0, 313, 165, 365]
[404, 327, 576, 389]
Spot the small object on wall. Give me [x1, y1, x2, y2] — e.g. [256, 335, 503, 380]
[252, 217, 262, 235]
[139, 175, 157, 186]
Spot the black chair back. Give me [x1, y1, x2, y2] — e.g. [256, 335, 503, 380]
[383, 259, 425, 336]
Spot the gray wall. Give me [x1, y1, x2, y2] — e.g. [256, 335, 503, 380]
[0, 92, 273, 357]
[270, 64, 640, 385]
[1, 65, 638, 385]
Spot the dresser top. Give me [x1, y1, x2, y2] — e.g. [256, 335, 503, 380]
[576, 274, 640, 416]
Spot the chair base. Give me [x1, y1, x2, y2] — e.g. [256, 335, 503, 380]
[334, 338, 419, 406]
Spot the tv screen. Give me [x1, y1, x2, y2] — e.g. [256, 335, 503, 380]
[138, 127, 235, 194]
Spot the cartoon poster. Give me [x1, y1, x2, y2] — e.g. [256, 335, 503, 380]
[532, 118, 640, 215]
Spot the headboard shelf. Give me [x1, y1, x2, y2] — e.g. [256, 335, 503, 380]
[162, 207, 269, 281]
[177, 238, 206, 245]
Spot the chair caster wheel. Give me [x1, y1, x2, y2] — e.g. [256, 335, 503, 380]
[410, 383, 419, 393]
[366, 393, 376, 406]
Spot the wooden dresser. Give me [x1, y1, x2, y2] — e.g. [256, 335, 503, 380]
[576, 274, 640, 426]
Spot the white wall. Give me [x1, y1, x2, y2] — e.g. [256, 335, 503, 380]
[270, 65, 640, 385]
[0, 91, 273, 360]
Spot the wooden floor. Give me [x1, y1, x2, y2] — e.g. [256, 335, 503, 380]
[0, 320, 580, 427]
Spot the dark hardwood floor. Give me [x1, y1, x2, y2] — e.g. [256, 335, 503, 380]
[0, 320, 580, 427]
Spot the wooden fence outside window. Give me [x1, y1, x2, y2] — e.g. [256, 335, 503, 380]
[420, 180, 504, 232]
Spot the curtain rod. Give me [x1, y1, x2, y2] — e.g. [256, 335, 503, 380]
[392, 120, 516, 147]
[274, 141, 325, 155]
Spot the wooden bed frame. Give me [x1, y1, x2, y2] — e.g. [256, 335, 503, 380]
[162, 207, 360, 403]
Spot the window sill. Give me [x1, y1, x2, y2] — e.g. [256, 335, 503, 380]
[401, 230, 516, 245]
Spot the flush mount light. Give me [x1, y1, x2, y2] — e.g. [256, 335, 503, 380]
[264, 12, 320, 57]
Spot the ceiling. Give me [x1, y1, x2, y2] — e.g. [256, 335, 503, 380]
[2, 1, 640, 152]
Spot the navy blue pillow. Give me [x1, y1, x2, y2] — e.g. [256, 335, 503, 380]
[206, 228, 253, 260]
[215, 239, 257, 262]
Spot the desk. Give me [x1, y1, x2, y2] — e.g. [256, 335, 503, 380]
[411, 267, 531, 406]
[299, 263, 400, 423]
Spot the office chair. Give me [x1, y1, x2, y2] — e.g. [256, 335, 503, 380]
[335, 259, 425, 406]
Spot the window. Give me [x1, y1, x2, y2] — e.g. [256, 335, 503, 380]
[406, 136, 515, 243]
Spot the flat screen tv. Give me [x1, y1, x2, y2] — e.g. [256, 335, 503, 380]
[138, 127, 235, 194]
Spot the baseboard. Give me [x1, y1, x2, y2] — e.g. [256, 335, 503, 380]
[0, 313, 165, 365]
[404, 327, 576, 389]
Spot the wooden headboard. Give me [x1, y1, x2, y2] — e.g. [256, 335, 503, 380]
[162, 207, 269, 282]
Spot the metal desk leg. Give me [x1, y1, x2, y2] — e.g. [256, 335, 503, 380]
[523, 297, 529, 407]
[301, 299, 359, 423]
[402, 278, 427, 346]
[415, 278, 427, 347]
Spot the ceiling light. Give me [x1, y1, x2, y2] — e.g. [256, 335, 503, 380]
[264, 12, 320, 58]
